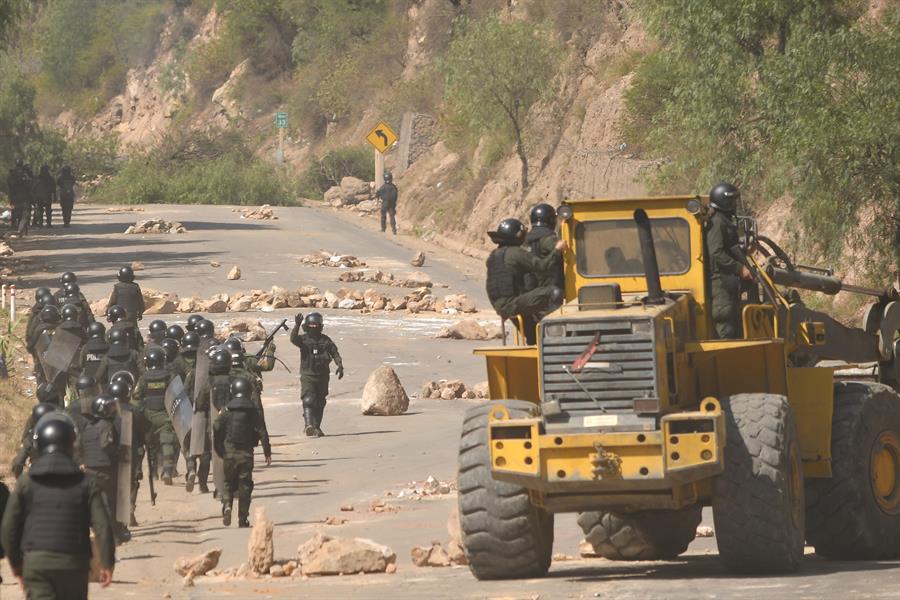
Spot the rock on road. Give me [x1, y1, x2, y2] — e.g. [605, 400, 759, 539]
[2, 204, 899, 599]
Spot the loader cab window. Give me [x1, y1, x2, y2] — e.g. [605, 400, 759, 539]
[576, 218, 691, 277]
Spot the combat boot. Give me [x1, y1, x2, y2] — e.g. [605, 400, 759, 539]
[199, 482, 210, 494]
[303, 407, 317, 437]
[162, 468, 173, 486]
[185, 462, 196, 493]
[222, 504, 232, 527]
[238, 518, 250, 528]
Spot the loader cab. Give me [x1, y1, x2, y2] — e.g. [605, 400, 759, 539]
[558, 195, 713, 340]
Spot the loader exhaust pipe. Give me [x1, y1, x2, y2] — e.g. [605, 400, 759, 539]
[633, 209, 665, 304]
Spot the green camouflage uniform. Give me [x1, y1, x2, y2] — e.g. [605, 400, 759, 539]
[705, 210, 743, 339]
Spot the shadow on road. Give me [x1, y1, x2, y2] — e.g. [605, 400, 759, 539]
[323, 429, 400, 438]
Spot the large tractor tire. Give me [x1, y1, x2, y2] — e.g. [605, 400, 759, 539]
[806, 382, 900, 559]
[576, 507, 702, 560]
[458, 401, 554, 580]
[712, 394, 805, 574]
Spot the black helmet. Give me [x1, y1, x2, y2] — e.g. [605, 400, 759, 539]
[230, 376, 252, 399]
[210, 349, 231, 374]
[118, 266, 134, 283]
[31, 402, 57, 425]
[709, 182, 740, 214]
[384, 172, 393, 183]
[488, 218, 526, 246]
[149, 319, 167, 338]
[529, 203, 556, 229]
[92, 395, 116, 419]
[160, 338, 179, 362]
[40, 305, 61, 324]
[109, 370, 135, 390]
[107, 304, 127, 323]
[35, 287, 51, 301]
[224, 337, 244, 356]
[186, 314, 204, 332]
[196, 319, 215, 338]
[108, 327, 128, 345]
[76, 374, 97, 391]
[182, 331, 199, 352]
[61, 303, 79, 322]
[166, 324, 185, 341]
[34, 414, 77, 456]
[60, 271, 77, 285]
[88, 322, 106, 339]
[107, 380, 131, 401]
[63, 282, 80, 297]
[145, 347, 166, 369]
[302, 312, 324, 333]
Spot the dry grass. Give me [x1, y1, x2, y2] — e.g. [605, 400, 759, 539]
[0, 309, 33, 484]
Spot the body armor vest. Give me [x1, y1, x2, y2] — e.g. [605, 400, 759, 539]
[113, 282, 143, 319]
[22, 474, 91, 555]
[300, 336, 331, 372]
[485, 248, 523, 303]
[82, 338, 109, 377]
[81, 420, 114, 468]
[143, 369, 169, 411]
[225, 408, 258, 450]
[210, 374, 231, 411]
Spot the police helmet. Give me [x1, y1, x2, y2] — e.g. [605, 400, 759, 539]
[196, 319, 215, 338]
[63, 282, 80, 297]
[107, 327, 128, 345]
[92, 395, 116, 419]
[40, 305, 61, 324]
[488, 218, 526, 247]
[302, 312, 324, 333]
[60, 272, 77, 286]
[76, 374, 97, 391]
[210, 349, 231, 375]
[144, 347, 166, 369]
[34, 415, 77, 456]
[186, 314, 204, 332]
[384, 172, 393, 183]
[160, 338, 179, 362]
[107, 381, 131, 402]
[88, 322, 106, 339]
[223, 337, 244, 357]
[106, 304, 127, 323]
[31, 402, 57, 426]
[166, 324, 185, 342]
[529, 203, 557, 229]
[709, 182, 740, 214]
[61, 303, 79, 322]
[181, 331, 199, 353]
[35, 287, 51, 301]
[109, 370, 135, 391]
[148, 319, 167, 338]
[117, 266, 134, 283]
[230, 377, 252, 399]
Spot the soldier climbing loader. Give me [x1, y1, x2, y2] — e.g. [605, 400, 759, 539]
[460, 194, 900, 578]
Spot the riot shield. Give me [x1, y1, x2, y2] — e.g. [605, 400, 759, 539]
[189, 411, 208, 456]
[192, 341, 212, 403]
[116, 406, 133, 524]
[165, 375, 193, 445]
[41, 328, 82, 383]
[212, 406, 225, 493]
[35, 330, 51, 358]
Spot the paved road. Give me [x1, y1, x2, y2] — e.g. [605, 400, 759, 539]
[2, 204, 899, 599]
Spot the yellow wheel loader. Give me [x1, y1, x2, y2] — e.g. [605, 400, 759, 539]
[458, 195, 900, 578]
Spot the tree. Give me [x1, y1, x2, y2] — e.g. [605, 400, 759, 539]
[624, 0, 900, 277]
[442, 14, 561, 190]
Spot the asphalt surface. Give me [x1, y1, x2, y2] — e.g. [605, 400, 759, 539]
[2, 203, 899, 599]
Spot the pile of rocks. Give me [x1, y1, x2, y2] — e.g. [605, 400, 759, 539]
[236, 204, 277, 220]
[0, 241, 13, 257]
[105, 206, 145, 213]
[337, 269, 436, 289]
[435, 319, 501, 340]
[323, 176, 371, 208]
[396, 475, 456, 500]
[124, 219, 187, 234]
[419, 380, 489, 400]
[218, 318, 267, 342]
[410, 508, 467, 568]
[298, 250, 365, 268]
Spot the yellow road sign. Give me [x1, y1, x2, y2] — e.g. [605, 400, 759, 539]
[365, 121, 398, 154]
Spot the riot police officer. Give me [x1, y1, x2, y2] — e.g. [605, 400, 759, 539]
[80, 395, 128, 543]
[95, 327, 143, 386]
[526, 203, 564, 289]
[63, 282, 94, 328]
[27, 305, 62, 388]
[147, 320, 168, 346]
[485, 218, 567, 344]
[108, 266, 145, 324]
[290, 312, 343, 437]
[1, 414, 116, 595]
[186, 349, 232, 494]
[135, 348, 177, 485]
[213, 377, 271, 528]
[70, 374, 100, 433]
[705, 182, 751, 339]
[54, 272, 78, 303]
[375, 171, 398, 235]
[10, 402, 58, 478]
[80, 322, 110, 380]
[107, 304, 143, 351]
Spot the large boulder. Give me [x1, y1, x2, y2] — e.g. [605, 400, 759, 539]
[360, 365, 409, 416]
[403, 271, 433, 288]
[324, 186, 345, 207]
[435, 319, 501, 341]
[144, 297, 176, 315]
[298, 533, 396, 576]
[247, 507, 274, 575]
[339, 176, 370, 204]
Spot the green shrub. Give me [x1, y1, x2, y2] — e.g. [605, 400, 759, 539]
[298, 146, 373, 199]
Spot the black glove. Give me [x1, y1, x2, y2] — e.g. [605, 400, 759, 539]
[294, 313, 303, 326]
[336, 365, 344, 379]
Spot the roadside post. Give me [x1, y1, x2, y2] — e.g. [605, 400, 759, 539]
[275, 111, 288, 164]
[365, 121, 398, 187]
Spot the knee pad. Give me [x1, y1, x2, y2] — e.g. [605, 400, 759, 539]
[302, 393, 316, 409]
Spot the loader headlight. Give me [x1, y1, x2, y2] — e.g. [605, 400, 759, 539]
[544, 324, 566, 338]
